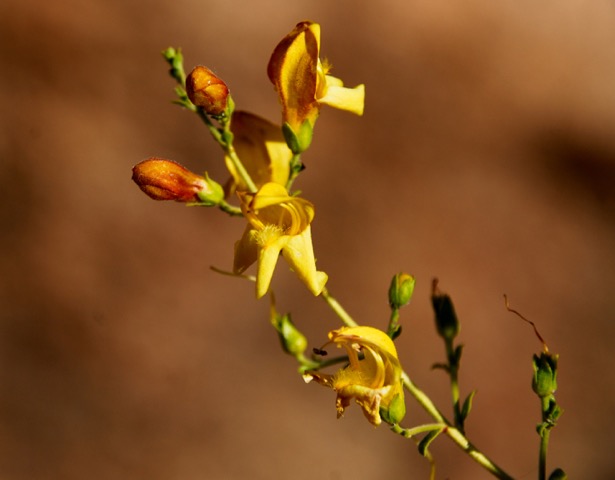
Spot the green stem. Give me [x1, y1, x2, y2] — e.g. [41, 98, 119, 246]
[225, 143, 258, 193]
[391, 422, 445, 438]
[387, 307, 400, 338]
[538, 396, 550, 480]
[320, 288, 515, 480]
[217, 200, 243, 216]
[285, 153, 303, 190]
[445, 338, 463, 431]
[195, 108, 258, 194]
[539, 429, 549, 480]
[321, 287, 358, 327]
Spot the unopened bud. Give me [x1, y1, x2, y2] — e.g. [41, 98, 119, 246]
[431, 281, 460, 341]
[186, 66, 229, 115]
[532, 351, 558, 398]
[132, 158, 223, 205]
[271, 312, 308, 357]
[380, 388, 406, 425]
[388, 273, 415, 309]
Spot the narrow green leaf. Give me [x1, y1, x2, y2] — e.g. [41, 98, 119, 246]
[461, 389, 477, 421]
[418, 428, 443, 457]
[431, 363, 450, 373]
[454, 344, 464, 364]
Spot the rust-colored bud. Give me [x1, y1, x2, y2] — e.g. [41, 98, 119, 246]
[185, 66, 229, 115]
[132, 157, 220, 204]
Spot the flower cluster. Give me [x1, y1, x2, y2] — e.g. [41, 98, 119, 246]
[132, 21, 363, 300]
[132, 21, 566, 478]
[133, 21, 407, 431]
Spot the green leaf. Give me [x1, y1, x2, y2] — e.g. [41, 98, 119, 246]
[418, 428, 443, 457]
[390, 325, 402, 340]
[461, 390, 477, 421]
[454, 344, 464, 364]
[431, 362, 450, 373]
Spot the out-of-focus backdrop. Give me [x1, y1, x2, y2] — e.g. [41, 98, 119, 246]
[2, 0, 615, 478]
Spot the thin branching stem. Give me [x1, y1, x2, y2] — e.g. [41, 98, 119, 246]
[320, 288, 515, 480]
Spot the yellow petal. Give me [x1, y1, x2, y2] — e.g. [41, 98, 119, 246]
[246, 183, 314, 235]
[330, 326, 399, 361]
[255, 230, 289, 298]
[249, 182, 293, 209]
[281, 225, 328, 296]
[233, 225, 259, 274]
[225, 111, 291, 193]
[267, 21, 321, 131]
[319, 80, 365, 116]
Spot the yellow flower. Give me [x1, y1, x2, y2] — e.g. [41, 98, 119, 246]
[225, 111, 291, 195]
[304, 326, 406, 426]
[267, 21, 365, 145]
[233, 182, 328, 298]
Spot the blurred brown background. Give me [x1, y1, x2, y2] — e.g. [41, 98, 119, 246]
[2, 0, 615, 478]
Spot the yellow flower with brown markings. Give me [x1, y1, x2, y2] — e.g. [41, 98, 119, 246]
[267, 21, 365, 150]
[305, 326, 406, 426]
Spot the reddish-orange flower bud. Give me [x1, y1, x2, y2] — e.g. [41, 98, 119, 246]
[186, 66, 229, 115]
[132, 158, 222, 204]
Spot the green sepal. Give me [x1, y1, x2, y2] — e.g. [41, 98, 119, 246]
[209, 94, 235, 126]
[390, 325, 402, 341]
[380, 390, 406, 425]
[195, 173, 224, 206]
[418, 428, 443, 457]
[461, 389, 477, 422]
[536, 399, 563, 436]
[282, 120, 313, 154]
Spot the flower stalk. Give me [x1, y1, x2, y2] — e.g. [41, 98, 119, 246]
[321, 287, 514, 480]
[139, 21, 566, 480]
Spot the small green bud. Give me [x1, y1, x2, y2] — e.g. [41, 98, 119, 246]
[195, 174, 224, 206]
[380, 389, 406, 425]
[548, 468, 567, 480]
[431, 288, 460, 341]
[271, 312, 308, 357]
[161, 47, 187, 85]
[532, 352, 558, 398]
[388, 273, 415, 309]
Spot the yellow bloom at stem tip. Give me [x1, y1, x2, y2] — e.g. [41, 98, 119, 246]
[233, 182, 327, 298]
[224, 111, 291, 195]
[304, 326, 406, 426]
[267, 21, 365, 148]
